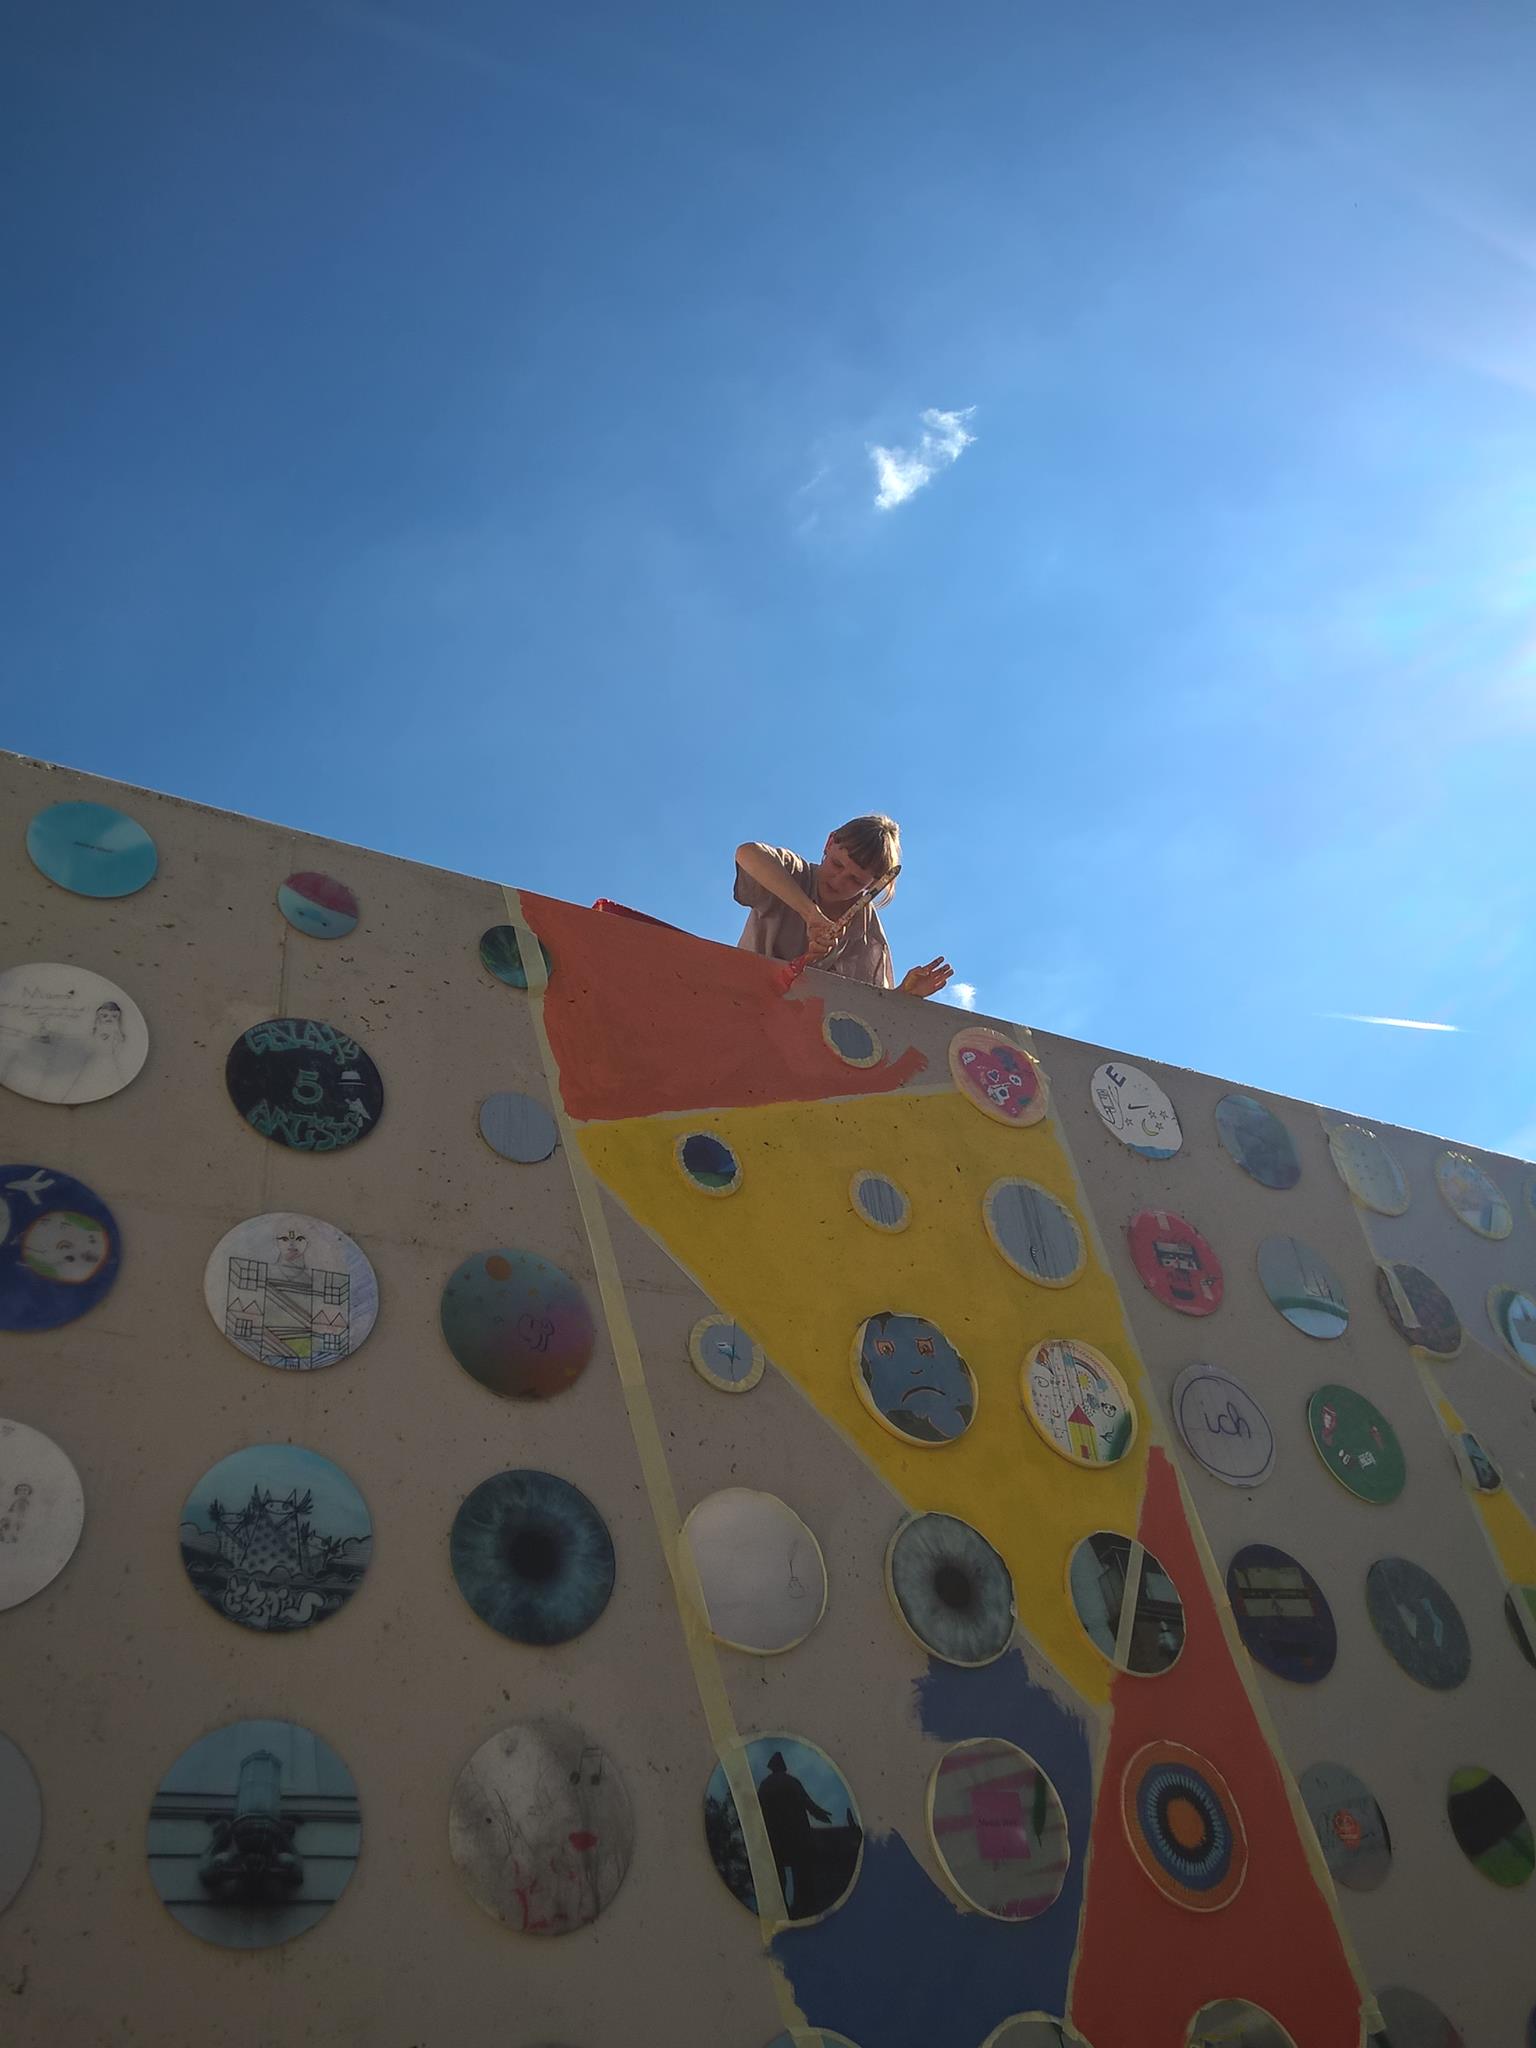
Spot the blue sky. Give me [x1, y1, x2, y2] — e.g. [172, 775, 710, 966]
[4, 0, 1535, 1158]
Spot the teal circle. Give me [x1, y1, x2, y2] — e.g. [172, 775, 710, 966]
[479, 925, 551, 989]
[26, 801, 157, 898]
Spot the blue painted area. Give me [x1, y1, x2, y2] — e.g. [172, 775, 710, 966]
[771, 1651, 1094, 2048]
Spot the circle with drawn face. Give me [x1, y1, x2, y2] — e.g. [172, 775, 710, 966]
[0, 1167, 119, 1333]
[203, 1213, 378, 1370]
[1376, 1263, 1462, 1359]
[1488, 1288, 1536, 1372]
[0, 962, 148, 1105]
[1214, 1092, 1301, 1190]
[852, 1313, 976, 1445]
[1122, 1740, 1246, 1912]
[1022, 1339, 1136, 1468]
[225, 1018, 383, 1152]
[441, 1249, 595, 1400]
[1326, 1125, 1409, 1215]
[949, 1028, 1047, 1126]
[1435, 1152, 1511, 1239]
[0, 1419, 85, 1612]
[1126, 1210, 1224, 1316]
[1365, 1557, 1470, 1690]
[1091, 1062, 1182, 1158]
[27, 800, 158, 898]
[1170, 1365, 1275, 1488]
[276, 872, 359, 940]
[1297, 1762, 1392, 1893]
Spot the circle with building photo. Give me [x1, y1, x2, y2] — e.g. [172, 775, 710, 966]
[1091, 1061, 1182, 1158]
[681, 1489, 827, 1655]
[1214, 1092, 1301, 1190]
[202, 1213, 378, 1371]
[1369, 1987, 1466, 2047]
[1306, 1385, 1406, 1506]
[440, 1247, 595, 1400]
[225, 1017, 383, 1152]
[885, 1511, 1016, 1667]
[1446, 1766, 1534, 1889]
[1326, 1124, 1409, 1215]
[1297, 1761, 1393, 1893]
[927, 1738, 1071, 1921]
[0, 1163, 120, 1333]
[824, 1011, 882, 1068]
[0, 1418, 85, 1613]
[0, 1733, 42, 1918]
[1225, 1543, 1337, 1684]
[477, 1091, 559, 1164]
[1122, 1740, 1247, 1912]
[703, 1732, 863, 1926]
[1488, 1287, 1536, 1373]
[0, 962, 148, 1105]
[688, 1314, 765, 1392]
[983, 1179, 1085, 1286]
[1435, 1151, 1512, 1239]
[179, 1444, 373, 1634]
[450, 1468, 615, 1647]
[852, 1311, 976, 1446]
[449, 1719, 634, 1934]
[850, 1170, 910, 1233]
[949, 1027, 1047, 1126]
[1021, 1338, 1137, 1468]
[276, 870, 359, 940]
[1375, 1262, 1462, 1359]
[27, 799, 158, 898]
[478, 923, 550, 989]
[1126, 1209, 1224, 1316]
[1365, 1557, 1470, 1691]
[146, 1717, 361, 1949]
[1256, 1235, 1349, 1339]
[1170, 1364, 1275, 1488]
[1069, 1532, 1185, 1675]
[1185, 2004, 1297, 2048]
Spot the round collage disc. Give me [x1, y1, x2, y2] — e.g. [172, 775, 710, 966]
[203, 1212, 378, 1370]
[276, 871, 358, 940]
[179, 1443, 373, 1634]
[681, 1488, 827, 1654]
[1069, 1532, 1185, 1674]
[1214, 1093, 1300, 1190]
[1297, 1762, 1392, 1893]
[1186, 2005, 1296, 2048]
[478, 1091, 559, 1163]
[1376, 1262, 1462, 1359]
[449, 1720, 634, 1933]
[676, 1130, 742, 1194]
[885, 1511, 1015, 1667]
[1021, 1339, 1136, 1467]
[1488, 1287, 1536, 1372]
[0, 1732, 42, 1916]
[1170, 1365, 1275, 1488]
[1435, 1151, 1512, 1239]
[0, 1419, 85, 1611]
[478, 925, 550, 989]
[1326, 1124, 1409, 1214]
[1371, 1988, 1465, 2046]
[688, 1314, 765, 1393]
[984, 1179, 1084, 1286]
[27, 800, 158, 898]
[1091, 1062, 1181, 1158]
[450, 1469, 615, 1646]
[1365, 1557, 1470, 1690]
[850, 1170, 910, 1233]
[0, 1164, 120, 1332]
[0, 962, 148, 1104]
[1257, 1235, 1348, 1339]
[852, 1312, 976, 1445]
[948, 1027, 1047, 1126]
[981, 2024, 1092, 2048]
[927, 1738, 1070, 1921]
[1226, 1543, 1337, 1684]
[146, 1718, 360, 1948]
[440, 1248, 594, 1399]
[1446, 1766, 1534, 1888]
[703, 1732, 862, 1925]
[1121, 1740, 1247, 1912]
[824, 1012, 881, 1067]
[1126, 1209, 1224, 1316]
[1306, 1385, 1406, 1505]
[225, 1017, 382, 1152]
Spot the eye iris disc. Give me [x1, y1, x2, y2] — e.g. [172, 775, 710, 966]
[935, 1563, 974, 1612]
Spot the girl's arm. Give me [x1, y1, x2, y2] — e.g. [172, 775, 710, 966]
[735, 843, 840, 952]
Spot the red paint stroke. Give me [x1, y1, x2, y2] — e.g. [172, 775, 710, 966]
[519, 892, 927, 1121]
[1073, 1449, 1363, 2048]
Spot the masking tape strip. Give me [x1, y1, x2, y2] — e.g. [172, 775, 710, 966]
[500, 888, 800, 1983]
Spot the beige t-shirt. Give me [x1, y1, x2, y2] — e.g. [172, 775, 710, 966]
[734, 845, 894, 989]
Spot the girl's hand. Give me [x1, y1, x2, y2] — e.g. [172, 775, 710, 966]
[803, 902, 842, 956]
[898, 957, 954, 998]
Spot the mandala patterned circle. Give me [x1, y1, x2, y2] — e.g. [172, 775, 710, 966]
[1121, 1740, 1247, 1912]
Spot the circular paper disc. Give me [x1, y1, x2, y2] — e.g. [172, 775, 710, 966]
[927, 1737, 1070, 1920]
[703, 1732, 862, 1926]
[682, 1488, 827, 1654]
[0, 1419, 84, 1611]
[1091, 1062, 1182, 1158]
[1121, 1740, 1247, 1912]
[179, 1443, 373, 1633]
[27, 801, 158, 897]
[203, 1212, 378, 1370]
[0, 962, 148, 1104]
[885, 1511, 1015, 1667]
[852, 1311, 976, 1445]
[1021, 1339, 1137, 1468]
[225, 1018, 382, 1151]
[0, 1164, 120, 1332]
[1170, 1366, 1275, 1487]
[450, 1469, 614, 1646]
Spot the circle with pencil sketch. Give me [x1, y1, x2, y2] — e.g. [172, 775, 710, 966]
[477, 924, 550, 989]
[1122, 1740, 1246, 1912]
[1127, 1209, 1224, 1316]
[1069, 1531, 1185, 1675]
[1435, 1151, 1511, 1239]
[276, 871, 358, 940]
[984, 1179, 1084, 1286]
[980, 2022, 1094, 2048]
[450, 1469, 615, 1647]
[1375, 1262, 1462, 1359]
[1185, 2004, 1297, 2048]
[689, 1314, 765, 1392]
[1307, 1385, 1406, 1506]
[179, 1443, 373, 1634]
[440, 1248, 595, 1399]
[1256, 1235, 1349, 1339]
[853, 1311, 976, 1445]
[703, 1731, 863, 1925]
[1446, 1766, 1534, 1888]
[0, 962, 148, 1105]
[1488, 1287, 1536, 1372]
[1370, 1988, 1466, 2047]
[1365, 1557, 1470, 1691]
[1297, 1762, 1393, 1893]
[949, 1027, 1047, 1126]
[676, 1129, 742, 1195]
[885, 1512, 1015, 1667]
[1225, 1543, 1337, 1684]
[1326, 1124, 1409, 1215]
[27, 800, 158, 898]
[927, 1738, 1070, 1921]
[225, 1018, 383, 1152]
[681, 1489, 826, 1655]
[850, 1170, 910, 1233]
[824, 1011, 881, 1068]
[477, 1091, 559, 1164]
[1506, 1586, 1536, 1669]
[1091, 1061, 1181, 1159]
[0, 1732, 42, 1917]
[0, 1163, 120, 1333]
[449, 1719, 633, 1934]
[1021, 1338, 1136, 1468]
[1170, 1365, 1275, 1487]
[0, 1419, 85, 1612]
[202, 1213, 378, 1371]
[1214, 1092, 1301, 1190]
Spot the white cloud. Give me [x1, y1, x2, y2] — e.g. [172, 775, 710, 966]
[942, 981, 978, 1010]
[1322, 1012, 1462, 1032]
[870, 407, 976, 511]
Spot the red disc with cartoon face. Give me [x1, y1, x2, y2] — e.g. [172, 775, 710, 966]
[1126, 1210, 1224, 1317]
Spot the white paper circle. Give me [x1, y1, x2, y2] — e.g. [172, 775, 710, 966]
[202, 1213, 379, 1370]
[0, 1732, 42, 1916]
[682, 1488, 827, 1653]
[1091, 1061, 1182, 1158]
[1171, 1365, 1276, 1487]
[0, 963, 148, 1105]
[0, 1419, 85, 1610]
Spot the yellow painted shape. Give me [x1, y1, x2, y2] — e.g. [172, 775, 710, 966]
[579, 1085, 1155, 1705]
[1436, 1393, 1536, 1582]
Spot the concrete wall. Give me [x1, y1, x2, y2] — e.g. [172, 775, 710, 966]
[1, 748, 1532, 2048]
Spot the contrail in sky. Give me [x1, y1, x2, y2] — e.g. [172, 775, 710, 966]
[1323, 1013, 1462, 1033]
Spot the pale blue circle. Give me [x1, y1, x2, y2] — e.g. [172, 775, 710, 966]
[26, 802, 157, 898]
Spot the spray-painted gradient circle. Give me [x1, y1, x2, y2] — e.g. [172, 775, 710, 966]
[27, 800, 158, 897]
[440, 1249, 595, 1399]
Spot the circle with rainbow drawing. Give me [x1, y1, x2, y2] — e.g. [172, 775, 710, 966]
[1021, 1339, 1136, 1468]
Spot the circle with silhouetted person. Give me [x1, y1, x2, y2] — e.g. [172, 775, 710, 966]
[1297, 1762, 1393, 1893]
[1127, 1209, 1224, 1316]
[1256, 1236, 1348, 1340]
[928, 1738, 1070, 1921]
[949, 1026, 1047, 1126]
[0, 1163, 120, 1333]
[852, 1311, 976, 1445]
[1069, 1531, 1185, 1675]
[450, 1469, 615, 1646]
[1446, 1767, 1534, 1888]
[1365, 1557, 1470, 1691]
[676, 1130, 742, 1194]
[276, 871, 358, 940]
[1375, 1262, 1462, 1359]
[225, 1017, 382, 1152]
[440, 1248, 595, 1399]
[703, 1733, 862, 1925]
[885, 1511, 1015, 1667]
[27, 799, 158, 898]
[146, 1718, 361, 1949]
[1225, 1542, 1337, 1684]
[1214, 1092, 1301, 1190]
[179, 1443, 373, 1634]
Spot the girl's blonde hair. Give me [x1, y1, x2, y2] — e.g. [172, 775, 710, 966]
[832, 814, 901, 904]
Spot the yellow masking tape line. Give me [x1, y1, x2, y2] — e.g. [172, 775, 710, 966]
[1113, 1540, 1146, 1671]
[500, 888, 799, 1976]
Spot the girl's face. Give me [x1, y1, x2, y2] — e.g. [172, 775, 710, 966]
[819, 836, 879, 903]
